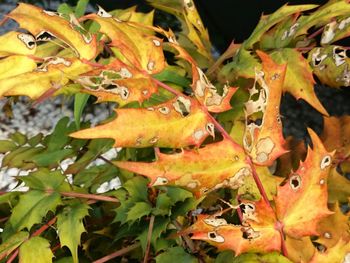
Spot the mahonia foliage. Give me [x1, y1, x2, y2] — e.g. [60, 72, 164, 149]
[0, 0, 350, 262]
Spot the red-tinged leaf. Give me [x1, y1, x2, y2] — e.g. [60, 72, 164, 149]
[83, 12, 165, 74]
[0, 55, 37, 80]
[78, 59, 157, 105]
[0, 57, 92, 99]
[0, 31, 36, 57]
[316, 203, 350, 249]
[171, 44, 236, 113]
[70, 96, 213, 148]
[115, 139, 251, 196]
[7, 3, 97, 60]
[188, 200, 281, 255]
[309, 237, 350, 263]
[275, 129, 334, 239]
[270, 48, 328, 116]
[244, 51, 287, 166]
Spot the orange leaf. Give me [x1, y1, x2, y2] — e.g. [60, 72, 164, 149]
[243, 51, 287, 166]
[188, 200, 281, 255]
[275, 129, 334, 238]
[7, 3, 97, 60]
[171, 43, 236, 113]
[78, 59, 157, 105]
[84, 13, 165, 74]
[115, 139, 251, 196]
[70, 96, 212, 148]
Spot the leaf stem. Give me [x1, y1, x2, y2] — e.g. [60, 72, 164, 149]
[307, 26, 324, 39]
[93, 243, 140, 263]
[275, 221, 288, 257]
[32, 217, 57, 237]
[143, 215, 155, 263]
[6, 249, 18, 263]
[46, 190, 119, 203]
[152, 78, 183, 97]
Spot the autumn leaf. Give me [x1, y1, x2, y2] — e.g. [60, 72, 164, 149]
[19, 236, 54, 263]
[7, 3, 97, 60]
[0, 231, 29, 260]
[308, 46, 350, 88]
[188, 200, 281, 255]
[285, 236, 315, 263]
[78, 59, 157, 105]
[0, 55, 37, 80]
[309, 237, 350, 263]
[171, 44, 237, 113]
[328, 168, 350, 203]
[243, 4, 318, 49]
[270, 48, 328, 115]
[275, 129, 333, 238]
[243, 51, 287, 166]
[83, 12, 165, 74]
[316, 203, 350, 249]
[57, 203, 90, 263]
[321, 16, 350, 45]
[70, 96, 213, 148]
[0, 57, 92, 100]
[0, 31, 36, 57]
[115, 139, 251, 196]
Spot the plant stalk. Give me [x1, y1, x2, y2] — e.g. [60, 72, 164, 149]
[93, 243, 140, 263]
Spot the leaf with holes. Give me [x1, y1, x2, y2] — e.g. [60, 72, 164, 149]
[171, 44, 237, 113]
[188, 200, 281, 255]
[0, 57, 92, 100]
[7, 3, 97, 60]
[316, 203, 350, 249]
[70, 96, 213, 148]
[78, 59, 158, 105]
[270, 48, 328, 115]
[83, 12, 165, 74]
[115, 139, 251, 197]
[19, 236, 54, 263]
[243, 51, 287, 166]
[308, 46, 350, 88]
[243, 4, 318, 49]
[57, 203, 90, 263]
[275, 129, 333, 238]
[309, 237, 350, 263]
[0, 31, 37, 57]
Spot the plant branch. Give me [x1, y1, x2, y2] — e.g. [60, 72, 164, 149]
[6, 249, 18, 263]
[47, 190, 119, 203]
[143, 215, 155, 263]
[174, 220, 196, 253]
[307, 27, 324, 39]
[93, 243, 140, 263]
[32, 217, 57, 237]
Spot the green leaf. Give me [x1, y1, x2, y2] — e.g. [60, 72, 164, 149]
[0, 140, 17, 153]
[19, 236, 54, 263]
[57, 203, 90, 263]
[9, 132, 27, 146]
[74, 93, 90, 130]
[153, 69, 190, 88]
[20, 169, 68, 191]
[33, 149, 75, 167]
[57, 3, 74, 15]
[74, 0, 89, 18]
[2, 146, 44, 169]
[155, 247, 197, 263]
[126, 202, 152, 223]
[124, 176, 149, 202]
[153, 193, 172, 216]
[28, 133, 43, 147]
[8, 190, 62, 232]
[166, 187, 193, 204]
[44, 117, 75, 152]
[215, 251, 235, 263]
[138, 217, 170, 252]
[232, 252, 292, 263]
[0, 231, 29, 260]
[244, 4, 318, 49]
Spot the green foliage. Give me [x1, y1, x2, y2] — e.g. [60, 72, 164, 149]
[1, 0, 350, 262]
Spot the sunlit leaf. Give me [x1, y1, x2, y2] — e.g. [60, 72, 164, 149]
[115, 139, 251, 196]
[0, 231, 29, 260]
[309, 237, 350, 263]
[0, 31, 36, 57]
[275, 129, 333, 238]
[0, 56, 37, 80]
[70, 96, 213, 148]
[243, 51, 287, 166]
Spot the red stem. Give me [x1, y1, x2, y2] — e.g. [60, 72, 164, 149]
[275, 221, 288, 257]
[307, 27, 324, 39]
[6, 249, 18, 263]
[32, 217, 57, 237]
[143, 215, 155, 263]
[50, 191, 119, 203]
[93, 243, 140, 263]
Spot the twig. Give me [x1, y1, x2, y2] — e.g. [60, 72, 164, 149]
[307, 27, 324, 39]
[93, 243, 140, 263]
[32, 217, 57, 237]
[6, 249, 18, 263]
[58, 191, 119, 203]
[143, 215, 155, 263]
[173, 220, 196, 253]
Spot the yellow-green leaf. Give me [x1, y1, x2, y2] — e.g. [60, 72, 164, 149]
[19, 236, 53, 263]
[0, 231, 29, 260]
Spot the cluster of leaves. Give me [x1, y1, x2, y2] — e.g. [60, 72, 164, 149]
[1, 0, 350, 262]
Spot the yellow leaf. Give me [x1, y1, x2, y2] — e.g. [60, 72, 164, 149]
[7, 3, 97, 60]
[0, 55, 37, 80]
[310, 237, 350, 263]
[0, 31, 36, 57]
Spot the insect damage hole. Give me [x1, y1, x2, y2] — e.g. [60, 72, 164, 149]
[207, 231, 225, 243]
[320, 155, 332, 170]
[18, 33, 36, 49]
[206, 123, 215, 138]
[289, 174, 301, 190]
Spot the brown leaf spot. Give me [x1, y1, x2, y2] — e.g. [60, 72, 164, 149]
[207, 231, 225, 243]
[158, 106, 170, 115]
[153, 177, 169, 186]
[18, 33, 36, 49]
